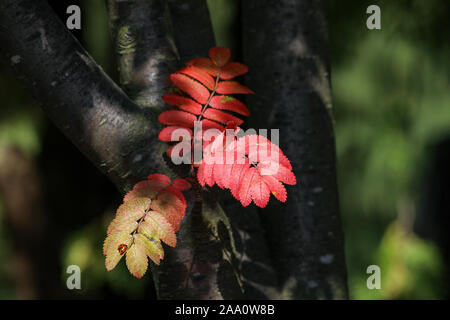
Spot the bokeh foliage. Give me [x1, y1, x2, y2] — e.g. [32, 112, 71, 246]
[330, 0, 449, 299]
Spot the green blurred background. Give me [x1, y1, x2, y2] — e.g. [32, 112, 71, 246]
[0, 0, 449, 299]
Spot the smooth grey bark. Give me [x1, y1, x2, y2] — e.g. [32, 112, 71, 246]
[242, 0, 348, 299]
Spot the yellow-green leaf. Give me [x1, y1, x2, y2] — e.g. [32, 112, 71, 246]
[103, 222, 137, 255]
[140, 211, 177, 247]
[104, 232, 133, 271]
[125, 238, 148, 278]
[134, 233, 163, 265]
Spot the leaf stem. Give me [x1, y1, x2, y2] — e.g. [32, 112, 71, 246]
[190, 71, 221, 166]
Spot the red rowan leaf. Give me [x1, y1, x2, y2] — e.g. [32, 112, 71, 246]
[261, 174, 287, 203]
[203, 108, 244, 126]
[217, 81, 254, 95]
[228, 161, 251, 200]
[177, 102, 203, 115]
[158, 126, 192, 142]
[162, 94, 203, 114]
[178, 66, 215, 90]
[170, 73, 210, 104]
[147, 174, 171, 185]
[210, 151, 237, 189]
[209, 96, 250, 116]
[238, 166, 270, 208]
[162, 94, 195, 107]
[166, 142, 191, 158]
[158, 110, 197, 127]
[197, 132, 296, 207]
[257, 161, 297, 185]
[197, 160, 215, 187]
[172, 179, 192, 191]
[199, 119, 226, 131]
[186, 57, 219, 76]
[209, 47, 231, 67]
[220, 62, 249, 80]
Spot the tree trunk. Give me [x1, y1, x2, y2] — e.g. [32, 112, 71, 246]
[241, 0, 348, 299]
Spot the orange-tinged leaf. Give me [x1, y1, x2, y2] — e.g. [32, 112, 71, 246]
[115, 197, 150, 220]
[151, 199, 182, 232]
[209, 96, 250, 116]
[163, 186, 188, 208]
[158, 110, 197, 127]
[106, 216, 139, 236]
[126, 238, 149, 278]
[209, 47, 231, 67]
[104, 175, 188, 277]
[170, 73, 210, 104]
[217, 81, 254, 95]
[123, 182, 165, 202]
[178, 66, 215, 90]
[220, 62, 248, 80]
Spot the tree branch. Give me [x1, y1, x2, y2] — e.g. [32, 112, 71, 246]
[107, 0, 178, 109]
[0, 0, 167, 193]
[242, 0, 348, 299]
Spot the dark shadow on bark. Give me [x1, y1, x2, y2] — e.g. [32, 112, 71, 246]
[241, 0, 348, 299]
[415, 138, 450, 298]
